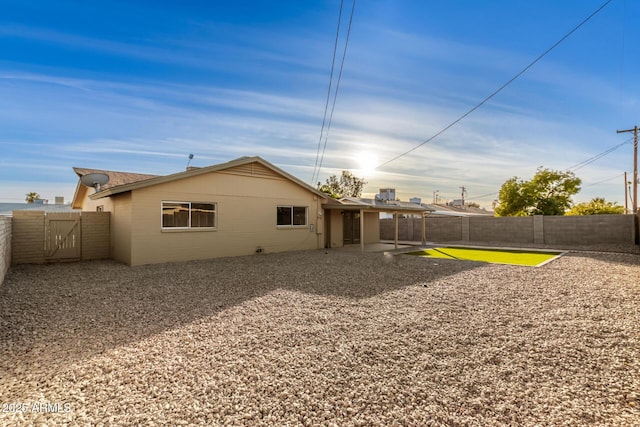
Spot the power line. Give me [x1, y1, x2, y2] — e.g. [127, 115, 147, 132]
[375, 0, 612, 170]
[584, 173, 624, 187]
[314, 0, 356, 185]
[467, 191, 499, 201]
[311, 1, 344, 185]
[466, 137, 631, 201]
[566, 137, 632, 172]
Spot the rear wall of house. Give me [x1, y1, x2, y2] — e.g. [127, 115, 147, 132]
[363, 212, 380, 244]
[111, 193, 132, 264]
[325, 210, 380, 248]
[128, 167, 323, 265]
[328, 210, 344, 248]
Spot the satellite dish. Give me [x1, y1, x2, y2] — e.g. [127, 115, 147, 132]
[80, 173, 109, 192]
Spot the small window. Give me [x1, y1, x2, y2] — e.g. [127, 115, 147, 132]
[277, 206, 292, 226]
[277, 206, 307, 227]
[162, 201, 216, 229]
[293, 206, 307, 225]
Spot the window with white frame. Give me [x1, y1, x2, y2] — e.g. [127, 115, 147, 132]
[162, 201, 216, 229]
[277, 206, 308, 227]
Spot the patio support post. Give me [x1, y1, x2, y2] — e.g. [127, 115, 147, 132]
[394, 211, 399, 249]
[360, 209, 365, 252]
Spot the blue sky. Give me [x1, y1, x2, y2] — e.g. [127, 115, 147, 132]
[1, 0, 638, 208]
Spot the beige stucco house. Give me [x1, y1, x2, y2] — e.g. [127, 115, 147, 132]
[72, 156, 431, 266]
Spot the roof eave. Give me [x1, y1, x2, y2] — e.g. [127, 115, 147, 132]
[87, 156, 329, 200]
[322, 203, 432, 214]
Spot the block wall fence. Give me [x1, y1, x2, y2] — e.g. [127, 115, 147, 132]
[11, 211, 110, 265]
[0, 216, 11, 287]
[380, 214, 638, 248]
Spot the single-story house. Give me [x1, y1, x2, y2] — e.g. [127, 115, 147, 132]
[72, 156, 431, 265]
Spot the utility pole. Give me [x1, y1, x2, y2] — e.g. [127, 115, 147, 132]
[460, 186, 467, 206]
[624, 172, 629, 214]
[616, 126, 638, 213]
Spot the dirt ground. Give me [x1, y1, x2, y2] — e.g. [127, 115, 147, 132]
[0, 249, 639, 426]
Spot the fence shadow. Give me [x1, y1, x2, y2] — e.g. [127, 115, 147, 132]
[0, 250, 480, 378]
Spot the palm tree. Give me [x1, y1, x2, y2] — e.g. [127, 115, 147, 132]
[25, 192, 40, 203]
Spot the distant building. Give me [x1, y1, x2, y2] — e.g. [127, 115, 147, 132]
[0, 203, 77, 216]
[377, 188, 396, 201]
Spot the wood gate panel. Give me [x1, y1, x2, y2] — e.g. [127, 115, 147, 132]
[45, 214, 81, 260]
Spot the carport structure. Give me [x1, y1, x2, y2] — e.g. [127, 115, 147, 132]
[322, 197, 434, 252]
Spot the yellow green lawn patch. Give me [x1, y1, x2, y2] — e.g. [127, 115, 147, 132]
[407, 246, 563, 267]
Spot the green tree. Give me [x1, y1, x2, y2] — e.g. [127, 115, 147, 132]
[25, 192, 40, 203]
[494, 168, 581, 216]
[318, 171, 367, 199]
[566, 198, 624, 215]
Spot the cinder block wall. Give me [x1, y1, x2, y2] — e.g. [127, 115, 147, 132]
[11, 211, 110, 265]
[381, 214, 637, 248]
[426, 217, 463, 241]
[381, 217, 463, 241]
[543, 214, 635, 245]
[12, 211, 45, 264]
[469, 216, 534, 243]
[0, 216, 11, 287]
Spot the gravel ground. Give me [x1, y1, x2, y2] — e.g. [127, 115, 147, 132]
[0, 249, 639, 426]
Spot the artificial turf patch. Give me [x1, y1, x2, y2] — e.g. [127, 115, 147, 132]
[407, 246, 563, 267]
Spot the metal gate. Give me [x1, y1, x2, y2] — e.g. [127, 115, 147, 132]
[44, 213, 81, 261]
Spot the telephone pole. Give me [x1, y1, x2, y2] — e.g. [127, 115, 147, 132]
[460, 186, 467, 206]
[617, 126, 638, 213]
[624, 172, 629, 214]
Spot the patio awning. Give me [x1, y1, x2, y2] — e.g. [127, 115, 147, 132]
[322, 198, 434, 252]
[322, 197, 434, 215]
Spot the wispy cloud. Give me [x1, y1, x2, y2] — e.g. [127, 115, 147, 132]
[1, 1, 637, 208]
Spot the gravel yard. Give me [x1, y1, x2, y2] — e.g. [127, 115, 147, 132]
[0, 249, 639, 426]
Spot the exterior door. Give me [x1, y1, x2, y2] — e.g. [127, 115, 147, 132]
[343, 211, 360, 244]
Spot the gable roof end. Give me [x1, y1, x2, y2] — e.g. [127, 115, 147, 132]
[73, 167, 159, 191]
[72, 167, 160, 209]
[80, 156, 328, 201]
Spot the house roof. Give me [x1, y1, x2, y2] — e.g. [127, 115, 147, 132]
[73, 167, 159, 190]
[72, 156, 328, 208]
[421, 203, 494, 217]
[323, 197, 434, 214]
[72, 167, 160, 209]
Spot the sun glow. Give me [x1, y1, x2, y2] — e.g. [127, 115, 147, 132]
[354, 151, 379, 177]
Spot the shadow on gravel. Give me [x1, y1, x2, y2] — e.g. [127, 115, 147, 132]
[561, 250, 640, 268]
[0, 249, 482, 374]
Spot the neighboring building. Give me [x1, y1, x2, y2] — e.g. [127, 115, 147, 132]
[0, 202, 76, 217]
[423, 203, 494, 217]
